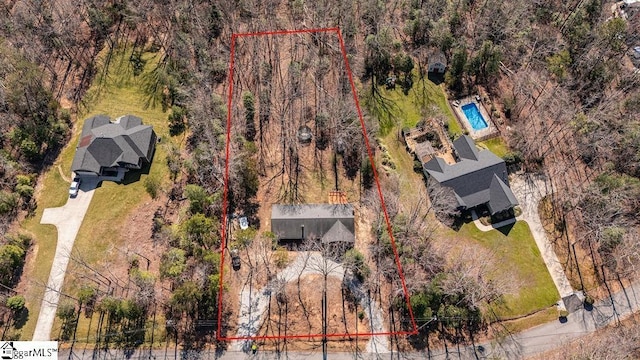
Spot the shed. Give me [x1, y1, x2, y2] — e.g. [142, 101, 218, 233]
[428, 50, 447, 73]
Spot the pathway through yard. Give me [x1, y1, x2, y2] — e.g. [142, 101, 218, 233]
[231, 252, 389, 353]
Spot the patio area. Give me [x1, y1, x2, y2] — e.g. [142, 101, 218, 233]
[451, 95, 499, 141]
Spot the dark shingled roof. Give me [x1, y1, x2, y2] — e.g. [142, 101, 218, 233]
[272, 204, 354, 220]
[424, 135, 518, 214]
[271, 204, 355, 242]
[321, 221, 355, 244]
[453, 135, 479, 161]
[71, 115, 156, 175]
[488, 175, 519, 214]
[428, 50, 447, 66]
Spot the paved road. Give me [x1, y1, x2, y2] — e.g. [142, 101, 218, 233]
[58, 279, 640, 359]
[32, 176, 98, 341]
[509, 174, 575, 299]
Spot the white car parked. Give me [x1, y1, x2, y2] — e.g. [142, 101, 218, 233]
[69, 177, 81, 197]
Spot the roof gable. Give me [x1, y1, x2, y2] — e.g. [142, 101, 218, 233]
[488, 175, 519, 214]
[453, 135, 479, 161]
[427, 50, 447, 66]
[424, 157, 447, 173]
[271, 204, 355, 241]
[321, 221, 354, 243]
[424, 136, 516, 211]
[72, 115, 155, 174]
[272, 204, 354, 220]
[87, 138, 123, 167]
[116, 114, 143, 129]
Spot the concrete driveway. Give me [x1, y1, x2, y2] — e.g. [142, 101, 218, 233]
[509, 174, 575, 300]
[32, 176, 98, 341]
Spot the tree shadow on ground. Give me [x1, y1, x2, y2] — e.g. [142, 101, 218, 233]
[449, 216, 467, 231]
[13, 308, 29, 329]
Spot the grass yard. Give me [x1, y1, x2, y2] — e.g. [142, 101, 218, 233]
[364, 74, 460, 136]
[19, 168, 70, 339]
[380, 131, 426, 205]
[479, 137, 509, 158]
[19, 46, 175, 340]
[455, 221, 560, 319]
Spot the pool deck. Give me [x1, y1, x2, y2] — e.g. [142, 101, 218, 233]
[451, 95, 499, 141]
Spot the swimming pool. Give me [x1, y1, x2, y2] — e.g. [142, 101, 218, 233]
[461, 103, 488, 130]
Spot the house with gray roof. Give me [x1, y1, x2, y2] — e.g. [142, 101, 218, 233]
[427, 50, 447, 73]
[271, 204, 355, 245]
[71, 115, 156, 177]
[423, 135, 518, 215]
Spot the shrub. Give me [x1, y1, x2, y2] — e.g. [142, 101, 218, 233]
[584, 295, 594, 305]
[0, 244, 26, 286]
[0, 191, 19, 215]
[6, 295, 25, 314]
[6, 233, 32, 250]
[15, 184, 34, 199]
[144, 175, 161, 199]
[56, 300, 76, 321]
[16, 174, 33, 186]
[184, 184, 211, 214]
[413, 159, 423, 173]
[274, 247, 289, 269]
[20, 139, 39, 161]
[361, 159, 374, 189]
[344, 249, 370, 282]
[502, 151, 523, 166]
[160, 248, 187, 279]
[168, 105, 186, 136]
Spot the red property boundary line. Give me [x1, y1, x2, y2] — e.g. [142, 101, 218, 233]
[217, 27, 418, 341]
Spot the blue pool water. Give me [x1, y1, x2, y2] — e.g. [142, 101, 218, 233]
[461, 103, 488, 130]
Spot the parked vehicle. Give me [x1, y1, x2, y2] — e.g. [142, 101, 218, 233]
[231, 249, 241, 271]
[69, 177, 81, 197]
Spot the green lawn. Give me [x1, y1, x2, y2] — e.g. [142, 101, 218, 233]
[381, 132, 424, 202]
[479, 137, 509, 158]
[19, 48, 174, 339]
[454, 221, 560, 318]
[364, 74, 460, 136]
[361, 75, 555, 331]
[18, 168, 70, 340]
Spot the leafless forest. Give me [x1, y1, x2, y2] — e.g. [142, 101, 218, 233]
[0, 0, 639, 356]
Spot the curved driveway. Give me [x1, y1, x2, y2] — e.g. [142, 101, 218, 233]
[509, 174, 575, 299]
[32, 176, 98, 341]
[232, 252, 388, 353]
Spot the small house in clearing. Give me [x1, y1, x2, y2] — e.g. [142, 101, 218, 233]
[71, 115, 156, 178]
[271, 204, 355, 245]
[423, 135, 518, 216]
[427, 50, 447, 74]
